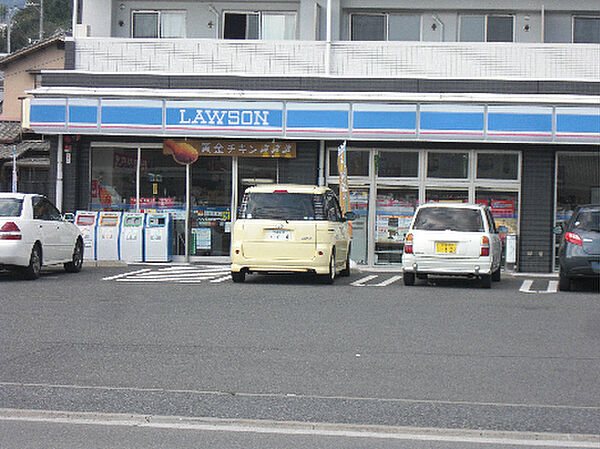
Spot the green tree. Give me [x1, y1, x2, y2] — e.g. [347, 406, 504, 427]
[1, 0, 72, 54]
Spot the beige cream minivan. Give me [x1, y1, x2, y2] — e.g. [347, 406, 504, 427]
[230, 184, 355, 283]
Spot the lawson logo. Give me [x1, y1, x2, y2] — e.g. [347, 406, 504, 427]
[170, 108, 279, 128]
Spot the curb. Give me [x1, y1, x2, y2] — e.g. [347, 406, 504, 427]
[0, 408, 597, 447]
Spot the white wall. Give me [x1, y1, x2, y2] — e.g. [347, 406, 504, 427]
[82, 0, 113, 36]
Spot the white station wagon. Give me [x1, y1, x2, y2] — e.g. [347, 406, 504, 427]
[402, 203, 502, 288]
[0, 193, 84, 280]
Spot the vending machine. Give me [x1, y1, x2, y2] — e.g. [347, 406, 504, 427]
[96, 211, 122, 261]
[119, 212, 145, 262]
[144, 213, 172, 262]
[74, 211, 99, 261]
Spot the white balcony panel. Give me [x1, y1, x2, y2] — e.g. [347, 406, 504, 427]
[332, 42, 600, 80]
[75, 39, 327, 75]
[74, 38, 600, 81]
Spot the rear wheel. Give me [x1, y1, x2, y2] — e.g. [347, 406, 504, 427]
[320, 251, 336, 284]
[492, 267, 501, 282]
[231, 271, 245, 283]
[64, 239, 84, 273]
[339, 246, 351, 277]
[23, 244, 42, 280]
[403, 271, 415, 286]
[558, 269, 571, 292]
[480, 274, 492, 289]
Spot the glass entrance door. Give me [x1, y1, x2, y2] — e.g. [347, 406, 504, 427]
[375, 187, 418, 264]
[348, 187, 370, 265]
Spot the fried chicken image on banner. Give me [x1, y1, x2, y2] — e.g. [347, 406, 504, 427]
[163, 140, 199, 165]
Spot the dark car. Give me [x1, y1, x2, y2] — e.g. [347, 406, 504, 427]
[554, 204, 600, 291]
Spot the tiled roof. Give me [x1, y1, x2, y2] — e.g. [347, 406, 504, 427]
[0, 33, 66, 68]
[0, 121, 22, 142]
[0, 140, 49, 160]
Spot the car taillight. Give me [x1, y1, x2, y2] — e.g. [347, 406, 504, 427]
[481, 236, 490, 256]
[0, 221, 22, 240]
[564, 232, 583, 246]
[404, 234, 413, 254]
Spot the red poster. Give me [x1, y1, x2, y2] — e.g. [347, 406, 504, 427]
[490, 200, 515, 216]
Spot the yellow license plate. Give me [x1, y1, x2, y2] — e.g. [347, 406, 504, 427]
[436, 242, 456, 254]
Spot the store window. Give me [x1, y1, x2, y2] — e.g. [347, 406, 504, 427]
[329, 149, 370, 177]
[351, 13, 421, 41]
[238, 158, 279, 199]
[132, 10, 186, 38]
[573, 16, 600, 43]
[555, 152, 600, 270]
[375, 187, 418, 264]
[477, 153, 519, 180]
[377, 151, 419, 178]
[224, 11, 296, 40]
[476, 189, 518, 233]
[427, 152, 469, 179]
[426, 189, 469, 203]
[460, 15, 514, 42]
[556, 153, 600, 223]
[91, 148, 139, 210]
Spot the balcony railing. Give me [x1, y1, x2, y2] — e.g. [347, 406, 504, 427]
[74, 38, 600, 81]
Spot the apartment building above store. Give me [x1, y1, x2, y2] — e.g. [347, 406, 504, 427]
[59, 0, 600, 90]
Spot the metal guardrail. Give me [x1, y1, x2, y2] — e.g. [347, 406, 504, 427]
[74, 38, 600, 81]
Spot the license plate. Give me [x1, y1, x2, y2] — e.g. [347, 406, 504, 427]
[267, 229, 291, 241]
[436, 242, 456, 254]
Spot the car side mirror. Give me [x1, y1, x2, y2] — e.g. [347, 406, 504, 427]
[344, 211, 357, 221]
[552, 225, 563, 235]
[63, 213, 75, 222]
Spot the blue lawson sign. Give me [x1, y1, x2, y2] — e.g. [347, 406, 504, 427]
[27, 98, 600, 144]
[165, 101, 284, 135]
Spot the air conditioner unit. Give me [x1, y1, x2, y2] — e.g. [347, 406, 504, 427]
[74, 24, 90, 38]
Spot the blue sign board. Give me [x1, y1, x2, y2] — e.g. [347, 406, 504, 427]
[27, 98, 600, 144]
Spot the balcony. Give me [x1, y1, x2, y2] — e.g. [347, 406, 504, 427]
[73, 38, 600, 82]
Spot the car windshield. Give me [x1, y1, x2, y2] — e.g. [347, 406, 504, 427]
[573, 209, 600, 232]
[413, 207, 485, 232]
[0, 198, 23, 217]
[244, 193, 316, 220]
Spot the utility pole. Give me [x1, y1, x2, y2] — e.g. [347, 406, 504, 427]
[39, 0, 43, 40]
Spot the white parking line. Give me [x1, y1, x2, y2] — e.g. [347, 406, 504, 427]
[101, 269, 151, 281]
[350, 275, 378, 286]
[210, 275, 232, 283]
[519, 279, 559, 294]
[519, 280, 534, 293]
[372, 275, 403, 287]
[547, 280, 559, 293]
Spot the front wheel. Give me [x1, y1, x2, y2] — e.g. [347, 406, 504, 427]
[231, 271, 245, 283]
[23, 244, 41, 280]
[65, 239, 84, 273]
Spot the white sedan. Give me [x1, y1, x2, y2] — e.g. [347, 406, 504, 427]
[0, 193, 84, 279]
